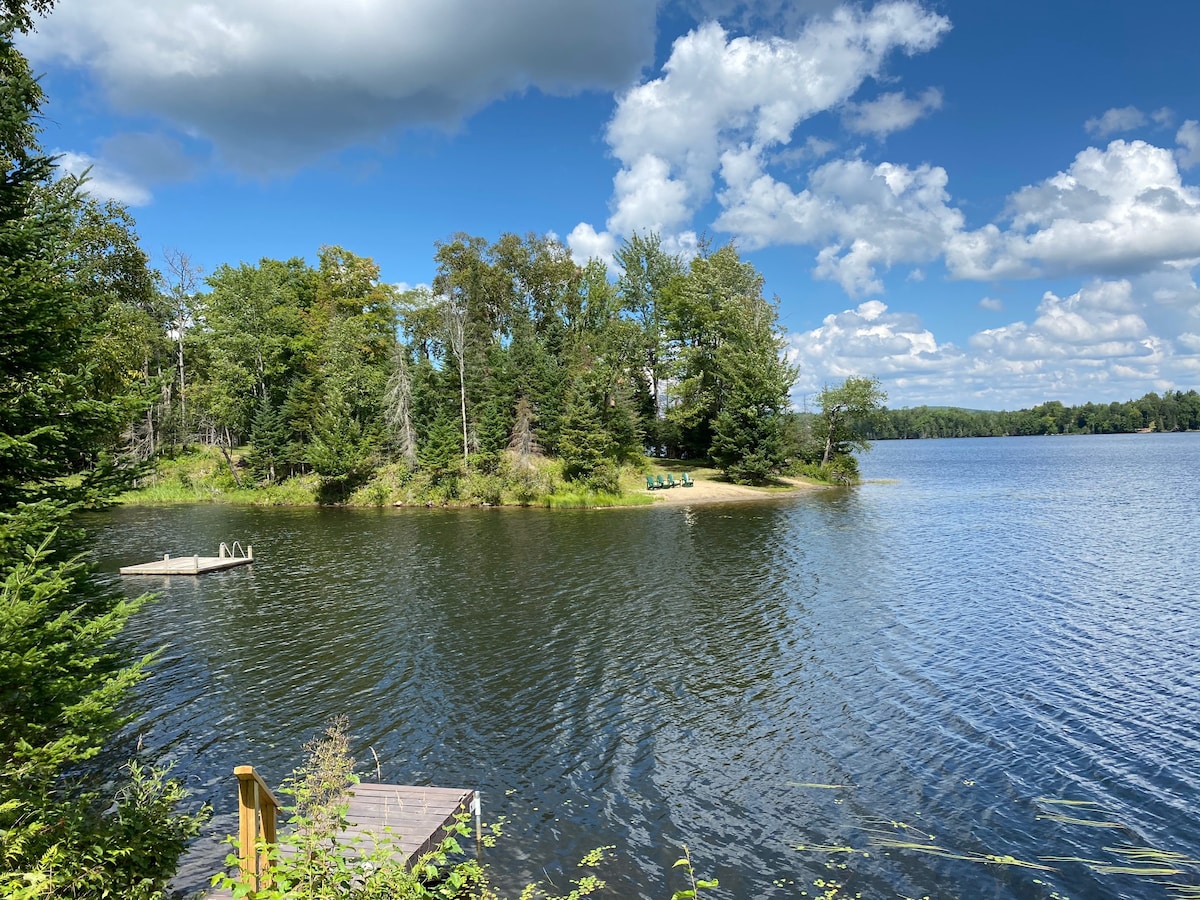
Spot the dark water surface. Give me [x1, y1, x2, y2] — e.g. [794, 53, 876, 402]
[89, 434, 1200, 899]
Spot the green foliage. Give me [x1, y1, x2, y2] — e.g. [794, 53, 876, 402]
[308, 386, 375, 481]
[558, 382, 609, 483]
[1, 535, 145, 769]
[192, 258, 311, 444]
[517, 846, 613, 900]
[1, 0, 53, 34]
[248, 395, 292, 483]
[0, 760, 207, 900]
[664, 244, 797, 478]
[707, 291, 796, 483]
[617, 231, 684, 434]
[125, 229, 810, 504]
[211, 720, 646, 900]
[669, 845, 719, 900]
[584, 461, 621, 495]
[863, 389, 1200, 439]
[120, 446, 321, 505]
[0, 29, 204, 894]
[419, 414, 467, 483]
[815, 376, 888, 470]
[543, 487, 647, 509]
[462, 471, 504, 505]
[0, 51, 143, 509]
[0, 535, 172, 897]
[789, 456, 860, 486]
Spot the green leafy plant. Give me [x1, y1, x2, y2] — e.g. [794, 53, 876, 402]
[669, 845, 718, 900]
[517, 846, 613, 900]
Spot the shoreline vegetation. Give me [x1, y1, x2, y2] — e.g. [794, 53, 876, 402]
[117, 445, 830, 510]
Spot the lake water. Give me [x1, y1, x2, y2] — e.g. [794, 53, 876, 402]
[89, 433, 1200, 899]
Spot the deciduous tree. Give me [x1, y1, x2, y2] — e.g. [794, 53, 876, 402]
[817, 376, 887, 464]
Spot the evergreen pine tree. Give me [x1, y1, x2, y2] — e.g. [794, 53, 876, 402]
[0, 21, 206, 894]
[558, 381, 608, 483]
[247, 394, 291, 482]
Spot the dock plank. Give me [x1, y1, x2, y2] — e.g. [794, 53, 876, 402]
[344, 783, 474, 862]
[119, 556, 253, 575]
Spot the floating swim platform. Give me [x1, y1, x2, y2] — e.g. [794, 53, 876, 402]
[119, 542, 254, 576]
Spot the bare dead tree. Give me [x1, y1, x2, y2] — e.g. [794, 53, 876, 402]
[161, 248, 202, 442]
[384, 345, 418, 468]
[507, 396, 542, 469]
[440, 295, 469, 472]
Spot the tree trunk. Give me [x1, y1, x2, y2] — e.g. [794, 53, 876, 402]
[219, 427, 244, 488]
[459, 357, 469, 471]
[177, 334, 186, 440]
[441, 298, 470, 473]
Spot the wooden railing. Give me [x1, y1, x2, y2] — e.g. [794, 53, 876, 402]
[234, 765, 280, 890]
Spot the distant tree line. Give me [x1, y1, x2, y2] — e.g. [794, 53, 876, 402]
[861, 391, 1200, 440]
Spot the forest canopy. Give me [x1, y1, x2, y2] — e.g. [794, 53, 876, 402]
[113, 231, 804, 494]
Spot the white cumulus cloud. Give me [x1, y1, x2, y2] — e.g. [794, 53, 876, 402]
[1176, 120, 1200, 170]
[842, 87, 943, 137]
[970, 281, 1148, 359]
[950, 278, 1198, 404]
[946, 140, 1200, 281]
[790, 274, 1200, 408]
[22, 0, 657, 171]
[566, 222, 619, 269]
[786, 299, 961, 400]
[1084, 106, 1148, 138]
[573, 1, 951, 256]
[52, 150, 153, 206]
[717, 155, 963, 295]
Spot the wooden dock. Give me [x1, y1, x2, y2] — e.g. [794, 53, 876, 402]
[120, 542, 254, 576]
[336, 782, 477, 862]
[215, 766, 477, 897]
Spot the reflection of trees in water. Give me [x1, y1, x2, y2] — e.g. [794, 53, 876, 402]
[95, 497, 915, 899]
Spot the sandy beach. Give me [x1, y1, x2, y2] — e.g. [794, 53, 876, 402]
[641, 474, 827, 505]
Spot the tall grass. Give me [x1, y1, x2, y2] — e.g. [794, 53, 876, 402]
[544, 489, 654, 509]
[120, 447, 657, 508]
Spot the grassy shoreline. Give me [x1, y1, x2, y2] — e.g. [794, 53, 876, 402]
[117, 446, 834, 510]
[117, 446, 664, 509]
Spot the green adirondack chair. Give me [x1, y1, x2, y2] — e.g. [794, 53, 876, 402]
[666, 474, 677, 488]
[646, 475, 658, 490]
[681, 472, 695, 487]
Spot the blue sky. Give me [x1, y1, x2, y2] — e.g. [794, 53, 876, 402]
[22, 0, 1200, 410]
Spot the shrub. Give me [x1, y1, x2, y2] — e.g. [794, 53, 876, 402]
[824, 454, 859, 484]
[463, 472, 504, 505]
[584, 462, 621, 496]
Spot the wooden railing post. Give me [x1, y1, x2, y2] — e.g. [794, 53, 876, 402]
[235, 765, 281, 890]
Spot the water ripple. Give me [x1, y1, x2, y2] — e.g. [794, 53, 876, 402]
[86, 434, 1200, 899]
